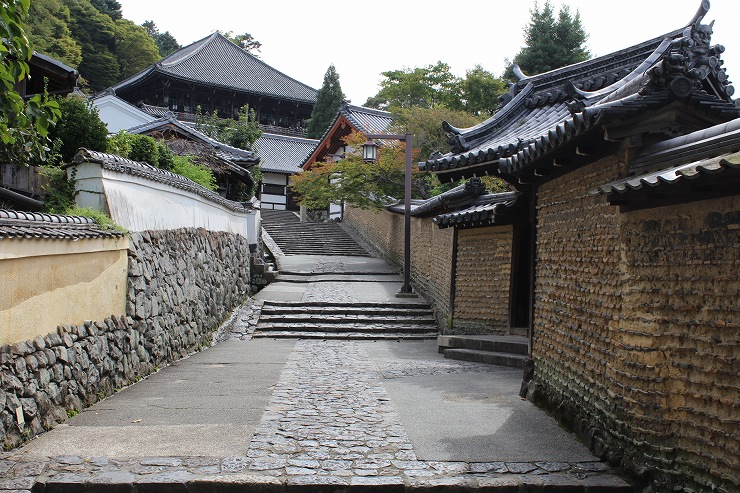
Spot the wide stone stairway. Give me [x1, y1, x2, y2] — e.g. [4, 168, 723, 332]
[256, 210, 439, 340]
[253, 300, 438, 339]
[262, 209, 370, 256]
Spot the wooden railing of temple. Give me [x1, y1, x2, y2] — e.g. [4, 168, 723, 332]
[139, 104, 308, 138]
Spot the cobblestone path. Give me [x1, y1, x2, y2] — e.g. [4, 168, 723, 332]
[246, 341, 417, 482]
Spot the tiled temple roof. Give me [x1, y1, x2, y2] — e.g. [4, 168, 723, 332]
[254, 133, 318, 174]
[0, 210, 125, 240]
[592, 153, 740, 196]
[339, 105, 394, 135]
[591, 118, 740, 208]
[421, 3, 738, 183]
[433, 192, 524, 229]
[125, 114, 259, 166]
[71, 149, 254, 213]
[110, 33, 317, 104]
[303, 104, 393, 169]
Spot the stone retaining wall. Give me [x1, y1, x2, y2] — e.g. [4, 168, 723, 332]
[0, 228, 250, 448]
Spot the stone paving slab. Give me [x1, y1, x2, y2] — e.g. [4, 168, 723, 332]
[2, 339, 631, 492]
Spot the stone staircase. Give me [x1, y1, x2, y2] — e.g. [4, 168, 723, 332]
[253, 300, 439, 340]
[438, 335, 529, 368]
[262, 210, 370, 256]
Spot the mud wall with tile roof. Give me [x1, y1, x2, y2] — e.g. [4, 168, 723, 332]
[344, 206, 454, 329]
[0, 228, 250, 449]
[530, 153, 739, 493]
[453, 226, 513, 334]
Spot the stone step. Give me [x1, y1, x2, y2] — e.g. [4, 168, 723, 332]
[260, 306, 433, 316]
[258, 316, 437, 326]
[443, 348, 528, 368]
[252, 331, 438, 340]
[255, 322, 438, 333]
[262, 300, 432, 310]
[438, 335, 529, 355]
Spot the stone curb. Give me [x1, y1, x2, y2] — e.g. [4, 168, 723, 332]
[0, 456, 632, 492]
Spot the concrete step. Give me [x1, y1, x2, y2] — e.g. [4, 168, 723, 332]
[252, 331, 438, 340]
[259, 316, 438, 326]
[261, 306, 433, 316]
[438, 335, 529, 355]
[255, 322, 437, 333]
[262, 300, 432, 309]
[443, 348, 528, 368]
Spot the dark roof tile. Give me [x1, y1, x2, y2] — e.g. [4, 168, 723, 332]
[254, 133, 318, 174]
[111, 34, 317, 104]
[0, 210, 125, 240]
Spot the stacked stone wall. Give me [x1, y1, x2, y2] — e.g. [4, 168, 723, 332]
[344, 207, 453, 328]
[453, 226, 513, 334]
[531, 154, 739, 493]
[0, 228, 250, 448]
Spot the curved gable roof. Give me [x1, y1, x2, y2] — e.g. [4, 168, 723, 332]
[111, 33, 318, 104]
[421, 5, 739, 183]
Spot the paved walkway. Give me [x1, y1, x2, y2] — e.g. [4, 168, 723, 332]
[1, 253, 631, 492]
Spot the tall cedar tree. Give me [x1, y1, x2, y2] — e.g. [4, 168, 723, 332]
[306, 65, 346, 139]
[508, 1, 590, 77]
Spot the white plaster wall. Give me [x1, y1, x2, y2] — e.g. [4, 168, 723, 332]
[69, 162, 260, 245]
[92, 95, 155, 133]
[262, 173, 288, 185]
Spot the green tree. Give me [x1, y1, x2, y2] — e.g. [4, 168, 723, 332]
[220, 31, 261, 56]
[390, 106, 481, 161]
[27, 0, 82, 68]
[291, 132, 420, 210]
[306, 64, 346, 139]
[0, 0, 62, 165]
[90, 0, 122, 20]
[452, 65, 508, 117]
[114, 19, 161, 77]
[66, 0, 119, 90]
[142, 20, 179, 57]
[195, 104, 261, 150]
[48, 95, 108, 163]
[507, 1, 590, 78]
[365, 61, 458, 110]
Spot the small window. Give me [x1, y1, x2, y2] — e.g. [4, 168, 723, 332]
[263, 184, 286, 196]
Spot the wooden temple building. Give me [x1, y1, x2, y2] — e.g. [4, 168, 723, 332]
[107, 33, 318, 137]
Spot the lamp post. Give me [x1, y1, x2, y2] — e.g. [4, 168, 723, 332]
[363, 133, 414, 295]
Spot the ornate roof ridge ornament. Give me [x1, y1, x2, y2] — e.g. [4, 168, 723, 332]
[641, 0, 733, 99]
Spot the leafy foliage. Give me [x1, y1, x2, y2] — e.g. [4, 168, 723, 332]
[195, 104, 262, 150]
[306, 64, 346, 139]
[506, 1, 590, 77]
[390, 106, 482, 161]
[449, 65, 508, 117]
[365, 62, 507, 119]
[171, 155, 217, 191]
[365, 62, 457, 110]
[27, 0, 82, 68]
[0, 0, 62, 165]
[220, 31, 261, 56]
[291, 132, 430, 211]
[48, 95, 108, 164]
[114, 19, 161, 77]
[106, 132, 173, 170]
[142, 20, 179, 57]
[64, 206, 126, 231]
[90, 0, 122, 20]
[25, 0, 162, 91]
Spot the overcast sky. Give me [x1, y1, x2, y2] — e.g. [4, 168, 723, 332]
[118, 0, 739, 105]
